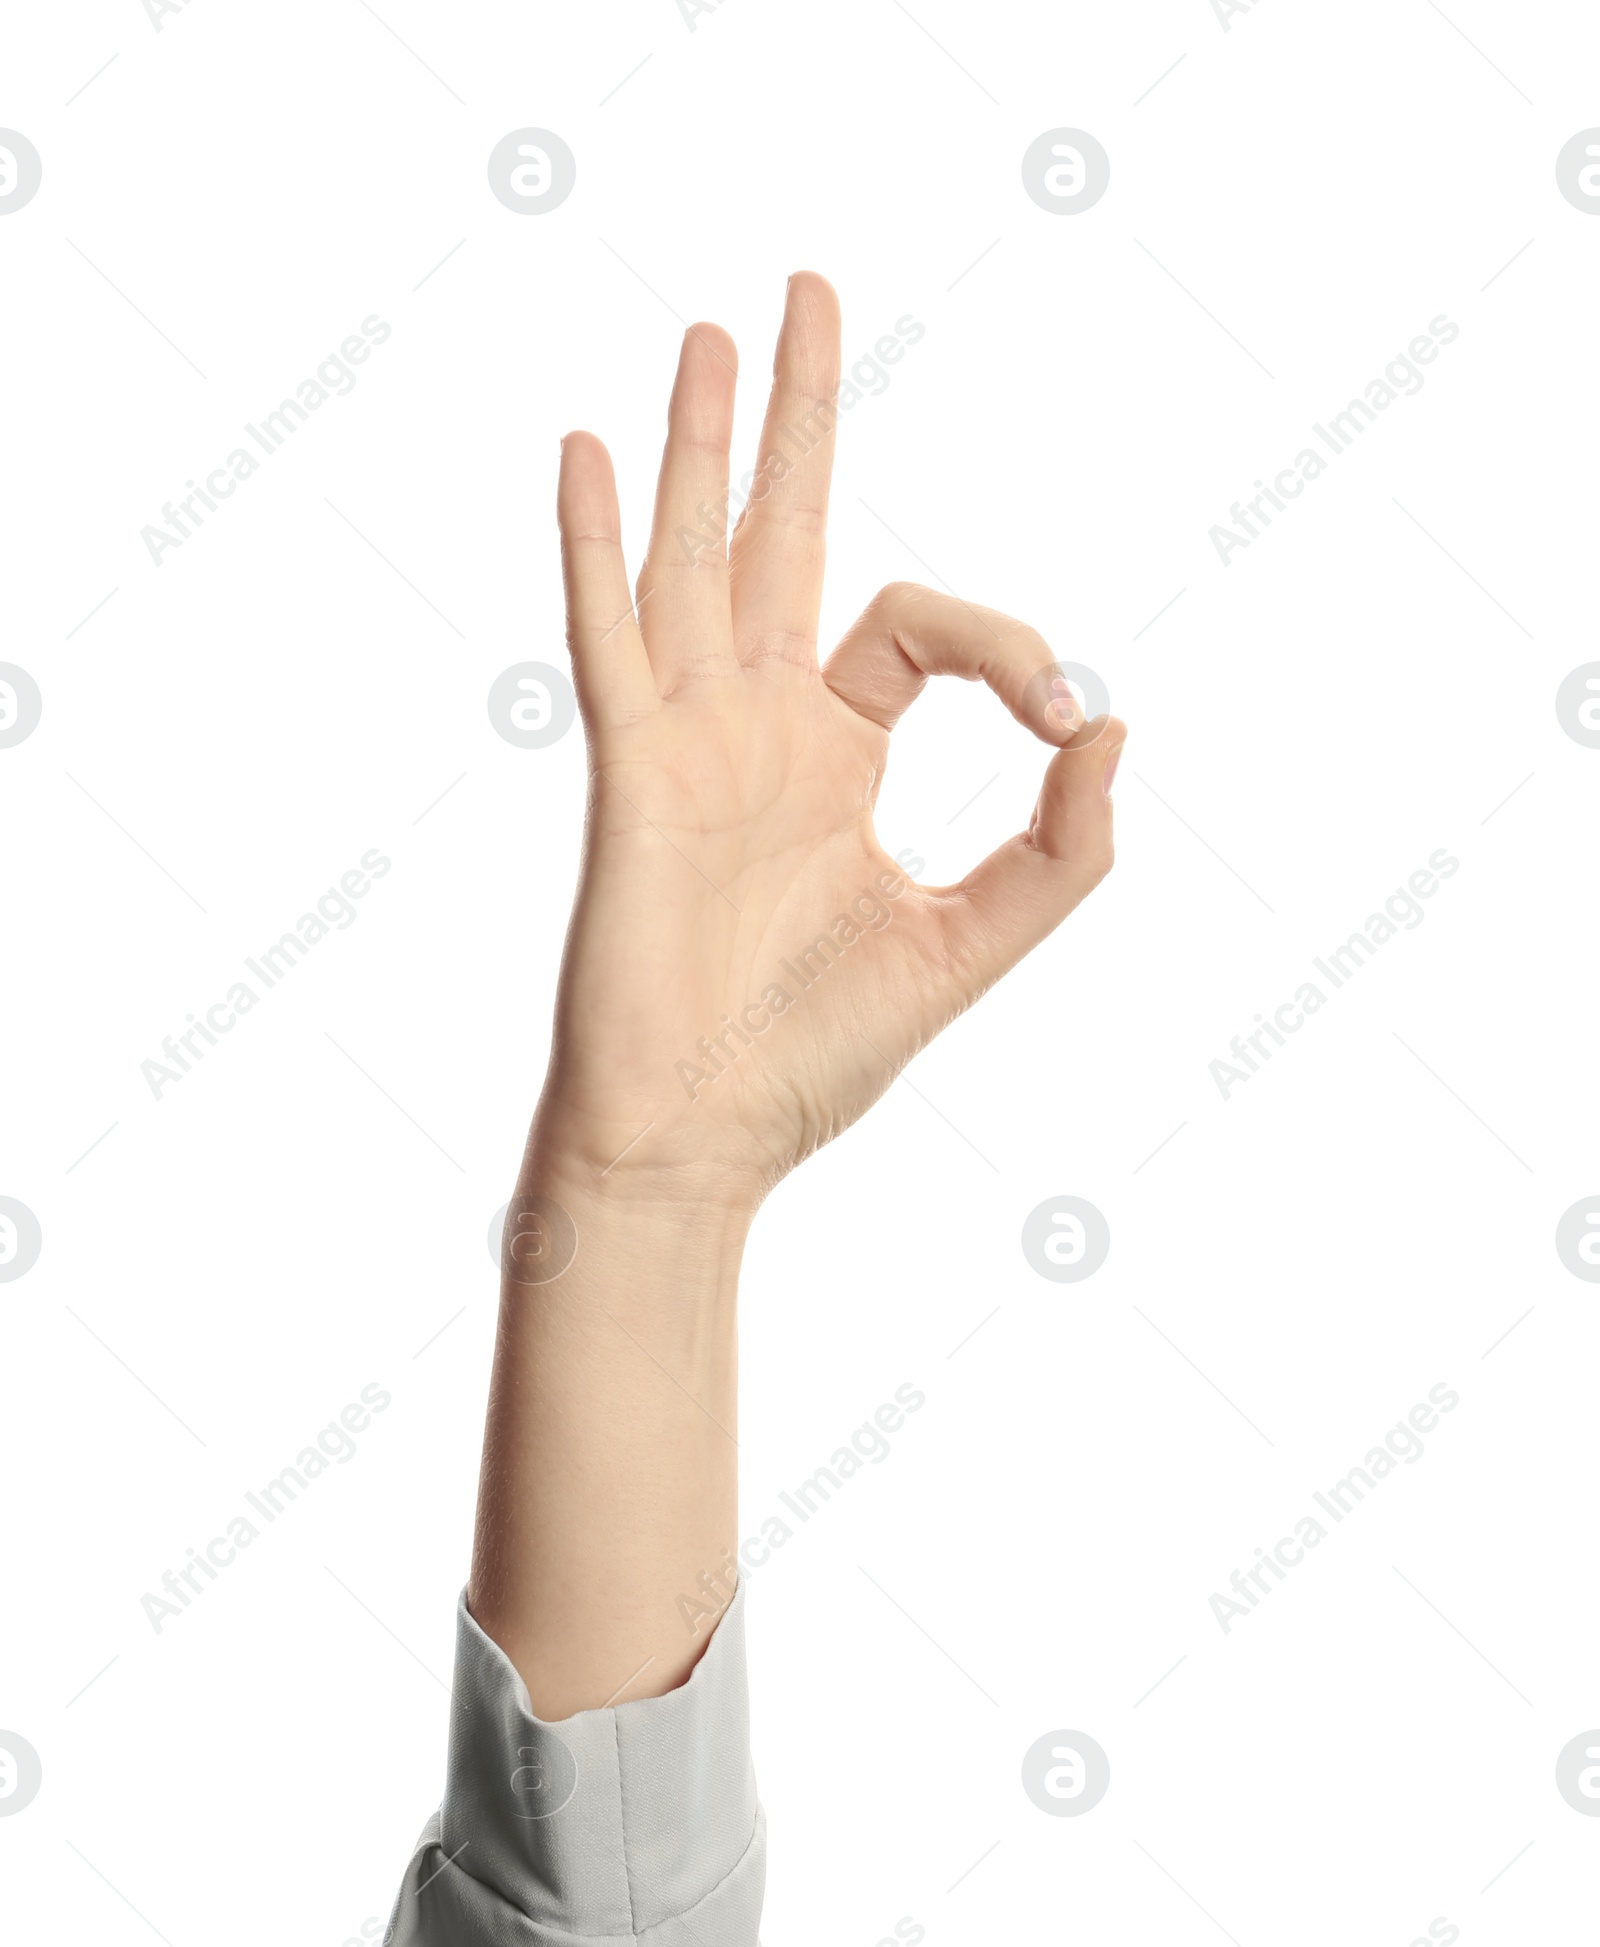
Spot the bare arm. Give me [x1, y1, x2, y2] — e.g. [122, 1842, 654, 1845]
[469, 1168, 748, 1719]
[466, 272, 1125, 1720]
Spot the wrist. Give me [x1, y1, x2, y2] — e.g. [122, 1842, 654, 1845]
[504, 1135, 757, 1319]
[520, 1099, 769, 1231]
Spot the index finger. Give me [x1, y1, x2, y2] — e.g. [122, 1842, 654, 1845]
[821, 582, 1091, 745]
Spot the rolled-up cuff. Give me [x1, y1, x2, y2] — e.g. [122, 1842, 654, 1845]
[386, 1583, 763, 1945]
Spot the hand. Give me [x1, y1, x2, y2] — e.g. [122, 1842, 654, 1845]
[535, 272, 1125, 1211]
[474, 273, 1126, 1715]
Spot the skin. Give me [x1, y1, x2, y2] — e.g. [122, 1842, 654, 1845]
[468, 271, 1126, 1720]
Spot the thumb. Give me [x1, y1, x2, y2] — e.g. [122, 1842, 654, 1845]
[937, 715, 1125, 990]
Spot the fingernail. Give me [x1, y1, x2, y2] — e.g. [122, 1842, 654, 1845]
[1046, 676, 1083, 736]
[1102, 742, 1123, 798]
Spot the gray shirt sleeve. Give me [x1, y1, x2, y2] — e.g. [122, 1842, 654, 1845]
[385, 1583, 764, 1945]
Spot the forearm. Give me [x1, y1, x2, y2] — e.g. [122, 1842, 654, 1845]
[468, 1141, 754, 1720]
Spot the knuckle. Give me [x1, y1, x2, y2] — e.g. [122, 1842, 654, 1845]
[1011, 621, 1052, 665]
[873, 579, 931, 614]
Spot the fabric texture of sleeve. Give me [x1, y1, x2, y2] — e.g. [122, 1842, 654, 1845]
[385, 1582, 764, 1946]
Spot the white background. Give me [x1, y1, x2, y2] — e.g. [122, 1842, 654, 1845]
[3, 1, 1598, 1942]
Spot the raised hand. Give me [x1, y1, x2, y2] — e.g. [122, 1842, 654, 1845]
[470, 272, 1125, 1720]
[538, 272, 1125, 1210]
